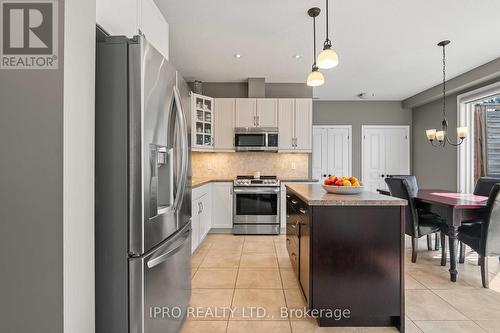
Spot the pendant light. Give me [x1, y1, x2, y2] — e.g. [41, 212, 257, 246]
[425, 40, 467, 147]
[317, 0, 338, 69]
[306, 7, 325, 87]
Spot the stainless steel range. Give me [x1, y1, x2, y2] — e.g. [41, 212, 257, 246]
[233, 176, 281, 235]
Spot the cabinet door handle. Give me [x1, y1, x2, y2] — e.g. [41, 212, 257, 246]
[256, 115, 260, 127]
[198, 202, 201, 214]
[200, 202, 204, 213]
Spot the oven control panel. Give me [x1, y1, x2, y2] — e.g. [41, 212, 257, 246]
[233, 179, 280, 187]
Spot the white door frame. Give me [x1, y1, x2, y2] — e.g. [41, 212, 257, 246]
[457, 81, 500, 193]
[313, 125, 353, 176]
[361, 125, 411, 184]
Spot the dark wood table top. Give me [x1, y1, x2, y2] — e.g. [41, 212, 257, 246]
[415, 189, 488, 209]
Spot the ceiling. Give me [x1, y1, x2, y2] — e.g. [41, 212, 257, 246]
[155, 0, 500, 101]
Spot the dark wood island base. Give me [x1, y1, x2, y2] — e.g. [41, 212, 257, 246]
[286, 184, 407, 332]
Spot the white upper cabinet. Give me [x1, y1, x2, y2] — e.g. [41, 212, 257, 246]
[96, 0, 169, 60]
[235, 98, 257, 128]
[278, 99, 295, 150]
[192, 94, 214, 151]
[278, 98, 312, 152]
[256, 99, 278, 127]
[214, 99, 235, 151]
[294, 99, 312, 151]
[235, 98, 278, 128]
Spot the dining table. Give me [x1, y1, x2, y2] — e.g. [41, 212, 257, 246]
[414, 189, 489, 282]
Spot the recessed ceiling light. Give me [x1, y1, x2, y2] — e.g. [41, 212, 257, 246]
[234, 54, 242, 59]
[293, 54, 302, 59]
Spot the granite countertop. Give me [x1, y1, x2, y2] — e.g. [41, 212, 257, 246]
[286, 184, 407, 206]
[192, 177, 234, 188]
[280, 178, 319, 183]
[192, 177, 318, 188]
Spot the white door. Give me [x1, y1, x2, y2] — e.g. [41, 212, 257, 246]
[312, 126, 351, 181]
[211, 183, 233, 228]
[327, 127, 351, 177]
[385, 127, 410, 178]
[214, 99, 235, 150]
[278, 99, 295, 151]
[256, 99, 278, 127]
[312, 128, 328, 180]
[235, 98, 256, 128]
[294, 99, 312, 151]
[362, 126, 410, 192]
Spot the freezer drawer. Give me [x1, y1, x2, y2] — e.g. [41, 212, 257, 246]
[129, 223, 192, 333]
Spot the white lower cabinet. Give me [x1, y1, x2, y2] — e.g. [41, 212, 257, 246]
[191, 184, 212, 252]
[211, 183, 233, 228]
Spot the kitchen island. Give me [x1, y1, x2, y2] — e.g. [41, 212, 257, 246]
[285, 184, 407, 331]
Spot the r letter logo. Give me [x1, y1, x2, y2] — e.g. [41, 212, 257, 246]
[1, 0, 58, 69]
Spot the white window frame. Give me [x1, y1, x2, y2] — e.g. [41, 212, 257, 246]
[312, 125, 353, 176]
[457, 81, 500, 193]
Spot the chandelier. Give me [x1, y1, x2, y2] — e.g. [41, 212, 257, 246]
[425, 40, 467, 147]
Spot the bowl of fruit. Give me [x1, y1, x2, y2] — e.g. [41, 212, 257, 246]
[322, 176, 364, 194]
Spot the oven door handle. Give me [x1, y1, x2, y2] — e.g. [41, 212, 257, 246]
[233, 188, 280, 194]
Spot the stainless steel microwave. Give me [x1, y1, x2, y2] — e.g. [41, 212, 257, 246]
[234, 127, 278, 152]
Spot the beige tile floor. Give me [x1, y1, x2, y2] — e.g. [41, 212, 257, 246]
[182, 233, 500, 333]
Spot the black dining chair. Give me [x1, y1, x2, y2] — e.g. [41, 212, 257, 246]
[386, 175, 441, 250]
[459, 177, 500, 263]
[385, 176, 448, 264]
[458, 184, 500, 288]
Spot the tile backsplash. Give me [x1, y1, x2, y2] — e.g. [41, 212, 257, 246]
[192, 152, 309, 179]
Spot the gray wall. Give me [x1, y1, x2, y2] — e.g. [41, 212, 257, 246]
[412, 78, 500, 191]
[0, 4, 65, 333]
[190, 81, 313, 98]
[313, 101, 412, 178]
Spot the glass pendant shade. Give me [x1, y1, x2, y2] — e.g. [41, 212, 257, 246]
[426, 129, 437, 141]
[307, 69, 325, 87]
[457, 127, 468, 139]
[317, 48, 339, 69]
[435, 131, 445, 142]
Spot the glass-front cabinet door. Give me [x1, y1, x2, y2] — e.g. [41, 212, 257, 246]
[192, 93, 214, 150]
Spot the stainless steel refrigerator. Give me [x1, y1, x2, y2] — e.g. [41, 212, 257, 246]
[95, 33, 192, 333]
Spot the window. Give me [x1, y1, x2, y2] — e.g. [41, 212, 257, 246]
[485, 106, 500, 176]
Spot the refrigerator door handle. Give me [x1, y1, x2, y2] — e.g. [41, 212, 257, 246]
[147, 227, 191, 268]
[171, 86, 189, 214]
